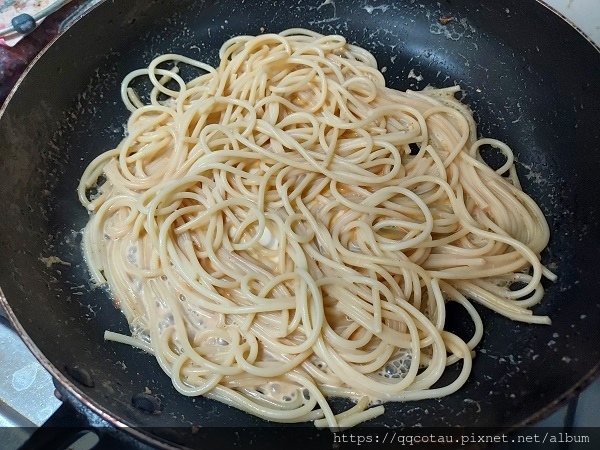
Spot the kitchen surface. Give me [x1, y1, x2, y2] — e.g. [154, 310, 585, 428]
[0, 0, 599, 449]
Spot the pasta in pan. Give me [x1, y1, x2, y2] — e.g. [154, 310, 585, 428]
[78, 29, 554, 428]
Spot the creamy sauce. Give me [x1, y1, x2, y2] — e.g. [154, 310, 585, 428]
[375, 350, 412, 383]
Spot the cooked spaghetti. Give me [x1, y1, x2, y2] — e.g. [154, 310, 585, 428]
[78, 29, 554, 428]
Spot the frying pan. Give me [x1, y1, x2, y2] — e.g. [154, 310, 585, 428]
[1, 0, 600, 448]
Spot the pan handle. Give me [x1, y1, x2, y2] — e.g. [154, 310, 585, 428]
[20, 402, 136, 450]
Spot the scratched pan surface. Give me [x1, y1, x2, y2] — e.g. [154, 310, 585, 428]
[1, 0, 600, 446]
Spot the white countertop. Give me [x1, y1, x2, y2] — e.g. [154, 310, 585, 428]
[544, 0, 600, 45]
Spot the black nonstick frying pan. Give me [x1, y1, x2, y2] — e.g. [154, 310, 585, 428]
[1, 0, 600, 448]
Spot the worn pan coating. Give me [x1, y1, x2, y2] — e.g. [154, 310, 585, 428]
[1, 0, 600, 447]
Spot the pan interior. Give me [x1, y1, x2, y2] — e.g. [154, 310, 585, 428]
[1, 0, 599, 433]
